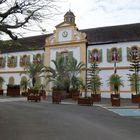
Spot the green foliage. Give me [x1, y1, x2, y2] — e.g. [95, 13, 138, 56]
[128, 57, 140, 94]
[0, 77, 4, 89]
[20, 80, 28, 92]
[46, 56, 85, 91]
[87, 62, 101, 94]
[22, 62, 44, 87]
[108, 74, 124, 94]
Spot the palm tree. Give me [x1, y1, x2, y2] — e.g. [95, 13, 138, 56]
[22, 62, 44, 88]
[45, 57, 69, 90]
[67, 57, 85, 91]
[108, 74, 124, 94]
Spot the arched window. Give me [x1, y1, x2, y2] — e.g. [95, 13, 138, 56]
[33, 54, 41, 64]
[8, 77, 15, 85]
[130, 46, 138, 60]
[20, 76, 28, 91]
[89, 49, 100, 63]
[111, 48, 118, 61]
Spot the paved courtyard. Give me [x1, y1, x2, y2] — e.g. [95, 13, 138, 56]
[0, 96, 140, 140]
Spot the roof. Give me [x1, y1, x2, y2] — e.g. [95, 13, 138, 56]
[83, 23, 140, 45]
[0, 34, 51, 54]
[0, 23, 140, 53]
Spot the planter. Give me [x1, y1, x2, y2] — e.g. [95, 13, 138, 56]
[28, 89, 39, 95]
[0, 89, 3, 95]
[111, 94, 120, 102]
[27, 94, 41, 102]
[70, 90, 80, 100]
[21, 92, 28, 96]
[52, 91, 61, 104]
[131, 94, 139, 103]
[111, 98, 120, 106]
[7, 85, 20, 96]
[91, 94, 101, 102]
[78, 97, 93, 106]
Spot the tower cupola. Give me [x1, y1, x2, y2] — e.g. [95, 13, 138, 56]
[64, 10, 75, 24]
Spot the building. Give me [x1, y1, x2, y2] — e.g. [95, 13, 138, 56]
[1, 10, 140, 98]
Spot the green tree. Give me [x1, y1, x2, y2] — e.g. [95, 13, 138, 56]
[23, 62, 44, 87]
[67, 57, 85, 91]
[87, 62, 101, 94]
[128, 57, 140, 94]
[108, 74, 124, 94]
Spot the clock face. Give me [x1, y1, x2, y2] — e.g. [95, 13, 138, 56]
[58, 29, 72, 42]
[62, 31, 68, 37]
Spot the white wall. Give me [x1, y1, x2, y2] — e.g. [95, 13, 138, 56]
[0, 50, 44, 91]
[87, 41, 140, 98]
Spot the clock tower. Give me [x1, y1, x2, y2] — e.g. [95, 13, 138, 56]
[44, 10, 87, 82]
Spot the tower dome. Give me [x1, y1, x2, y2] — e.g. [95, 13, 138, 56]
[64, 10, 75, 24]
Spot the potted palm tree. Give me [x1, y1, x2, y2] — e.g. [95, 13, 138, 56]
[87, 62, 101, 102]
[67, 58, 85, 100]
[128, 56, 140, 103]
[0, 77, 4, 95]
[45, 57, 69, 103]
[108, 74, 124, 106]
[22, 62, 44, 101]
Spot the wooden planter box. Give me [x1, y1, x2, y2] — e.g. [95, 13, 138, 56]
[28, 89, 39, 95]
[111, 94, 120, 102]
[111, 98, 120, 106]
[52, 92, 61, 104]
[7, 86, 20, 96]
[27, 94, 41, 102]
[78, 97, 93, 106]
[91, 94, 101, 102]
[0, 89, 3, 95]
[131, 94, 139, 103]
[21, 92, 28, 96]
[71, 90, 80, 100]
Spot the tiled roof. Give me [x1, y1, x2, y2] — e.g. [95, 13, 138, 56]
[0, 34, 51, 54]
[83, 23, 140, 45]
[0, 23, 140, 53]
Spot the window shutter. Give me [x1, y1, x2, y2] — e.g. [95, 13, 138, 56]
[107, 49, 111, 62]
[88, 50, 92, 63]
[118, 48, 122, 62]
[56, 52, 61, 60]
[27, 55, 30, 64]
[127, 47, 131, 61]
[99, 49, 102, 63]
[138, 47, 140, 61]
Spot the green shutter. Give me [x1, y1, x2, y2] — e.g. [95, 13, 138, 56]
[127, 47, 131, 61]
[14, 56, 17, 67]
[138, 47, 140, 61]
[118, 48, 122, 62]
[107, 49, 111, 62]
[41, 54, 44, 64]
[27, 55, 30, 64]
[88, 50, 92, 63]
[68, 51, 73, 61]
[56, 52, 61, 60]
[99, 49, 102, 63]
